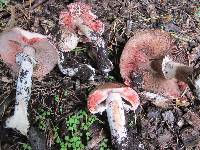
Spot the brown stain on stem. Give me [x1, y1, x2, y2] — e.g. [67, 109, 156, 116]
[112, 100, 123, 131]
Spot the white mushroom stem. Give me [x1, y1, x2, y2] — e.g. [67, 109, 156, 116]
[58, 32, 95, 80]
[106, 93, 127, 146]
[88, 84, 140, 149]
[6, 46, 36, 136]
[151, 55, 193, 83]
[162, 56, 192, 80]
[77, 24, 113, 74]
[58, 50, 78, 76]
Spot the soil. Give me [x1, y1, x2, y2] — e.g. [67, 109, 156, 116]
[0, 0, 200, 150]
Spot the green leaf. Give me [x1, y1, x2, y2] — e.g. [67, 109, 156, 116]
[64, 90, 68, 96]
[54, 95, 59, 102]
[47, 111, 51, 116]
[86, 132, 91, 138]
[65, 136, 69, 141]
[100, 147, 104, 150]
[68, 127, 74, 131]
[72, 143, 76, 149]
[73, 136, 79, 141]
[69, 118, 75, 124]
[68, 143, 72, 148]
[76, 141, 81, 147]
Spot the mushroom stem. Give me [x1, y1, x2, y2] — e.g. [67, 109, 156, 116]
[6, 46, 36, 135]
[151, 55, 193, 83]
[58, 50, 95, 81]
[58, 50, 78, 76]
[106, 92, 127, 148]
[78, 24, 113, 74]
[57, 31, 95, 81]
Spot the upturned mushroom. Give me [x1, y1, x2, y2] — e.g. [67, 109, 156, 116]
[0, 27, 58, 135]
[58, 2, 113, 77]
[120, 29, 192, 107]
[87, 82, 140, 149]
[188, 45, 200, 99]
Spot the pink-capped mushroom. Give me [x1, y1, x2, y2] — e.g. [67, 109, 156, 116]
[87, 82, 140, 149]
[58, 2, 113, 78]
[0, 27, 58, 80]
[120, 29, 193, 107]
[0, 27, 58, 135]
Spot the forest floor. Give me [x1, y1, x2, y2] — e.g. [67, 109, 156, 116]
[0, 0, 200, 150]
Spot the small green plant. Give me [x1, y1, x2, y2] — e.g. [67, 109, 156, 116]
[106, 75, 116, 81]
[129, 120, 135, 127]
[0, 0, 9, 9]
[21, 143, 32, 150]
[54, 109, 98, 150]
[195, 7, 200, 18]
[72, 47, 87, 55]
[64, 90, 69, 96]
[99, 138, 111, 150]
[128, 114, 137, 128]
[54, 95, 59, 102]
[37, 108, 52, 131]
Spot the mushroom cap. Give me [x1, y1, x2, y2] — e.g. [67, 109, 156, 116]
[0, 27, 58, 80]
[87, 82, 140, 114]
[59, 2, 104, 35]
[120, 29, 188, 100]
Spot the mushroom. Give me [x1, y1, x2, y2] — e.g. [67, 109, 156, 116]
[188, 45, 200, 99]
[120, 29, 191, 107]
[58, 2, 113, 78]
[0, 27, 58, 135]
[87, 82, 140, 149]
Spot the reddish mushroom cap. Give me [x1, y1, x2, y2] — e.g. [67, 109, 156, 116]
[87, 82, 140, 113]
[120, 29, 189, 100]
[0, 28, 58, 80]
[59, 2, 104, 34]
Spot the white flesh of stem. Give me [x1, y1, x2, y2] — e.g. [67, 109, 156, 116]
[58, 33, 79, 77]
[6, 52, 36, 135]
[58, 32, 79, 76]
[106, 92, 127, 145]
[59, 32, 79, 52]
[162, 55, 185, 79]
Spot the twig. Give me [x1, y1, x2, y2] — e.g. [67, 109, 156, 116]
[29, 0, 48, 12]
[4, 6, 16, 31]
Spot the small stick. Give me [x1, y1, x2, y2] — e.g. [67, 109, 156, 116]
[29, 0, 48, 11]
